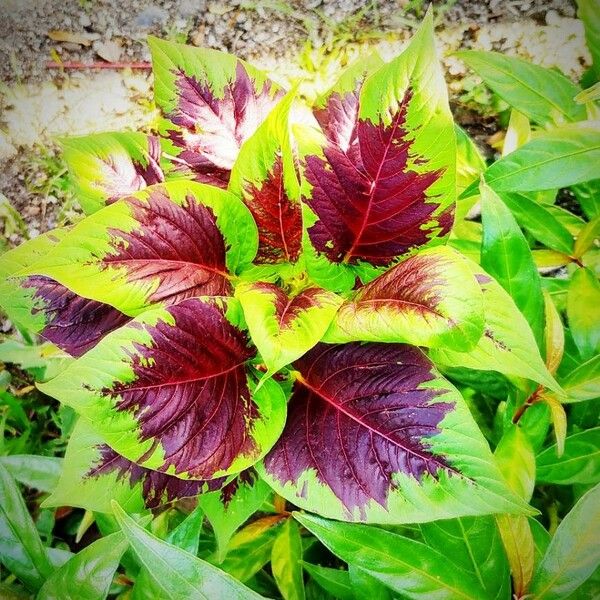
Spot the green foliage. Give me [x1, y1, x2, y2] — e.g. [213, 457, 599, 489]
[1, 9, 599, 600]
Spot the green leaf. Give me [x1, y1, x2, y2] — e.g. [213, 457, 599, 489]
[530, 518, 551, 566]
[536, 427, 600, 485]
[235, 282, 342, 376]
[0, 463, 53, 591]
[112, 501, 266, 599]
[457, 50, 585, 126]
[561, 354, 600, 403]
[295, 512, 489, 600]
[429, 260, 561, 394]
[500, 192, 574, 256]
[348, 565, 392, 599]
[578, 0, 600, 80]
[530, 482, 600, 599]
[419, 517, 510, 600]
[271, 518, 305, 600]
[574, 216, 600, 258]
[480, 181, 544, 344]
[301, 563, 353, 600]
[37, 532, 128, 600]
[463, 123, 600, 197]
[0, 455, 62, 493]
[571, 179, 600, 220]
[199, 472, 272, 562]
[455, 124, 486, 194]
[567, 267, 600, 360]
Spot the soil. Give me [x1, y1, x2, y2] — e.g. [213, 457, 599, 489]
[0, 0, 586, 244]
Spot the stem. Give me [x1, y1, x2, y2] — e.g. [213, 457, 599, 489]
[512, 386, 543, 424]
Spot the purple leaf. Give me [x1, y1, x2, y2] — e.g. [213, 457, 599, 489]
[22, 275, 130, 357]
[263, 342, 455, 515]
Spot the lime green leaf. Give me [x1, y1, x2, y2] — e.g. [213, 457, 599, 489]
[112, 501, 266, 599]
[560, 354, 600, 403]
[455, 124, 486, 194]
[457, 50, 585, 126]
[236, 282, 342, 376]
[0, 463, 53, 591]
[480, 181, 544, 344]
[574, 216, 600, 258]
[271, 518, 305, 600]
[0, 455, 62, 493]
[544, 290, 565, 376]
[301, 563, 353, 600]
[578, 0, 600, 79]
[536, 427, 600, 485]
[37, 532, 128, 600]
[295, 512, 488, 600]
[567, 267, 600, 360]
[530, 482, 600, 599]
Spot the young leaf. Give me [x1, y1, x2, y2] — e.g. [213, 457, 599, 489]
[301, 563, 353, 600]
[301, 12, 455, 271]
[149, 37, 282, 187]
[43, 419, 221, 513]
[536, 427, 600, 485]
[499, 192, 574, 256]
[541, 393, 567, 458]
[22, 181, 258, 316]
[271, 518, 305, 600]
[0, 455, 62, 493]
[228, 92, 303, 265]
[112, 501, 266, 599]
[61, 132, 165, 215]
[37, 532, 128, 600]
[464, 123, 600, 196]
[430, 262, 561, 394]
[419, 517, 510, 600]
[295, 512, 488, 600]
[529, 482, 600, 599]
[455, 124, 486, 194]
[199, 469, 272, 562]
[544, 290, 565, 375]
[573, 215, 600, 258]
[0, 463, 53, 591]
[236, 282, 341, 376]
[567, 267, 600, 360]
[480, 181, 544, 344]
[39, 298, 287, 480]
[260, 342, 530, 524]
[456, 51, 585, 126]
[323, 245, 484, 351]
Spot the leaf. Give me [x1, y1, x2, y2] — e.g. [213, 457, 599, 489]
[39, 298, 287, 480]
[149, 36, 282, 187]
[0, 455, 62, 493]
[228, 92, 303, 265]
[571, 179, 600, 220]
[0, 463, 53, 591]
[61, 132, 165, 215]
[301, 563, 353, 600]
[260, 342, 530, 524]
[455, 124, 486, 194]
[295, 512, 488, 600]
[323, 245, 484, 351]
[37, 532, 128, 600]
[578, 0, 600, 79]
[271, 518, 305, 600]
[502, 109, 531, 155]
[464, 123, 600, 196]
[544, 290, 565, 375]
[567, 267, 600, 360]
[494, 427, 536, 597]
[419, 517, 510, 600]
[542, 393, 567, 457]
[430, 261, 561, 394]
[22, 181, 258, 317]
[301, 13, 455, 273]
[112, 501, 266, 599]
[456, 50, 585, 126]
[560, 354, 600, 402]
[236, 282, 342, 376]
[536, 427, 600, 485]
[348, 565, 392, 599]
[499, 192, 574, 256]
[43, 419, 221, 513]
[530, 482, 600, 599]
[573, 216, 600, 258]
[199, 469, 272, 561]
[480, 181, 544, 344]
